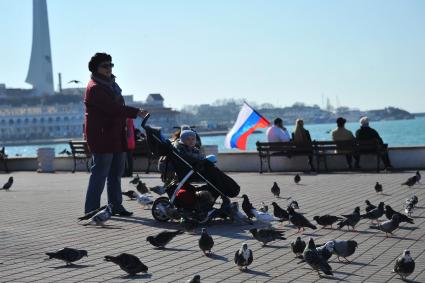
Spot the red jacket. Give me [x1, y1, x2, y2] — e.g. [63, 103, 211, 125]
[84, 78, 139, 153]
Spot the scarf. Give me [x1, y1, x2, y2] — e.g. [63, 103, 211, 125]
[91, 73, 122, 97]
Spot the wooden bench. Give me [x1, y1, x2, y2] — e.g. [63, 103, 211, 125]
[0, 146, 9, 173]
[133, 139, 156, 174]
[256, 141, 313, 173]
[68, 140, 92, 173]
[313, 140, 356, 172]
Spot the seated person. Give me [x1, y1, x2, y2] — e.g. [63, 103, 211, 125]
[266, 118, 291, 142]
[292, 119, 315, 171]
[355, 117, 392, 169]
[331, 117, 355, 169]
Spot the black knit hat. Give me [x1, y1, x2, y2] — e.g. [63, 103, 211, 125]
[88, 52, 112, 73]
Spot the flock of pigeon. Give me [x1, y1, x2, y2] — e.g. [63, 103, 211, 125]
[1, 170, 422, 281]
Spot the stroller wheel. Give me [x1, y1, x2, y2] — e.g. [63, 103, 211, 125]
[152, 197, 172, 222]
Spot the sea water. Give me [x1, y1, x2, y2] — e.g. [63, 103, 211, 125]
[3, 117, 425, 157]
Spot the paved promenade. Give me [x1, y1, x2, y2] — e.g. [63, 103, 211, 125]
[0, 171, 424, 282]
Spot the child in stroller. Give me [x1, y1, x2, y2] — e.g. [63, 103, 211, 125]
[141, 115, 240, 224]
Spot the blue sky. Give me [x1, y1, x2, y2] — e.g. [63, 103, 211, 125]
[0, 0, 424, 112]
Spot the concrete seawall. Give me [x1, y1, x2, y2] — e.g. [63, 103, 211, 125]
[2, 146, 425, 173]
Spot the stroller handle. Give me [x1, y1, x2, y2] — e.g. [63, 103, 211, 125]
[141, 113, 151, 129]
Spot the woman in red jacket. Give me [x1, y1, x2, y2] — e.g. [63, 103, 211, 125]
[84, 52, 148, 216]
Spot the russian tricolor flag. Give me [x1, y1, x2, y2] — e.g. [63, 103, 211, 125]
[225, 102, 270, 150]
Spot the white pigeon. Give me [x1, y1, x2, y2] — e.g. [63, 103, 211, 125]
[84, 204, 112, 226]
[251, 208, 279, 227]
[137, 194, 154, 208]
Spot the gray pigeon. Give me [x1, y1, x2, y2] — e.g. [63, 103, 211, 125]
[287, 206, 317, 232]
[374, 182, 383, 194]
[1, 176, 13, 191]
[187, 274, 201, 283]
[234, 243, 253, 270]
[199, 228, 214, 255]
[241, 194, 255, 219]
[313, 215, 343, 228]
[289, 200, 299, 209]
[83, 204, 112, 226]
[45, 248, 87, 265]
[303, 238, 333, 276]
[249, 228, 286, 246]
[393, 250, 415, 280]
[104, 253, 148, 275]
[365, 200, 376, 213]
[370, 214, 400, 237]
[146, 230, 184, 248]
[294, 174, 301, 184]
[337, 207, 361, 231]
[401, 175, 418, 187]
[271, 182, 280, 198]
[361, 202, 384, 224]
[291, 237, 306, 258]
[385, 205, 414, 224]
[331, 239, 358, 262]
[271, 202, 289, 222]
[259, 202, 268, 213]
[129, 174, 140, 184]
[316, 241, 334, 261]
[122, 190, 139, 200]
[78, 205, 108, 221]
[136, 181, 149, 194]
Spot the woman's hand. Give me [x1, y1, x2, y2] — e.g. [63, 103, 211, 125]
[137, 109, 149, 118]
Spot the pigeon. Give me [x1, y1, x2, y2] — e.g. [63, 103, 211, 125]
[83, 204, 112, 226]
[289, 200, 300, 210]
[45, 248, 88, 265]
[59, 149, 71, 155]
[150, 185, 166, 195]
[370, 214, 400, 237]
[331, 239, 358, 262]
[251, 209, 278, 226]
[271, 182, 280, 198]
[393, 250, 415, 280]
[374, 182, 383, 194]
[287, 206, 317, 232]
[68, 80, 81, 84]
[405, 202, 414, 216]
[77, 205, 108, 221]
[271, 202, 289, 222]
[136, 181, 149, 194]
[234, 243, 253, 270]
[241, 194, 255, 219]
[313, 215, 343, 228]
[199, 228, 214, 255]
[1, 176, 13, 191]
[316, 241, 334, 261]
[291, 237, 306, 258]
[129, 174, 140, 184]
[294, 174, 301, 184]
[416, 171, 421, 183]
[401, 174, 418, 187]
[365, 200, 376, 213]
[406, 195, 418, 208]
[303, 238, 333, 276]
[146, 230, 184, 248]
[259, 202, 268, 213]
[361, 202, 384, 224]
[187, 275, 201, 283]
[385, 205, 414, 224]
[249, 228, 286, 246]
[137, 194, 153, 208]
[122, 190, 139, 200]
[337, 207, 361, 231]
[104, 253, 148, 275]
[228, 202, 253, 225]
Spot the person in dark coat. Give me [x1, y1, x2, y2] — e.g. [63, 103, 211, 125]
[292, 119, 315, 171]
[84, 52, 148, 216]
[354, 117, 392, 169]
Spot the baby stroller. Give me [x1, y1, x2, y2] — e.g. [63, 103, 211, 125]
[141, 114, 240, 224]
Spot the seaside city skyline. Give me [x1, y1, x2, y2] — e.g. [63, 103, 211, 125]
[0, 0, 424, 112]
